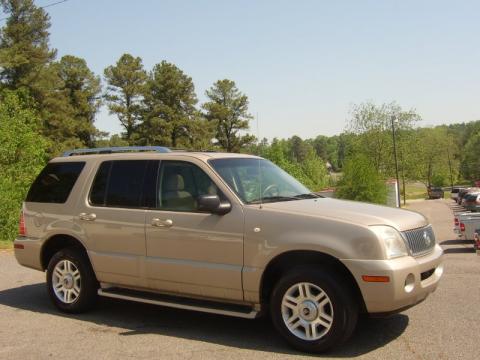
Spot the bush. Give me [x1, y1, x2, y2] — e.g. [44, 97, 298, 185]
[335, 154, 387, 204]
[262, 139, 328, 191]
[431, 174, 447, 187]
[0, 91, 48, 242]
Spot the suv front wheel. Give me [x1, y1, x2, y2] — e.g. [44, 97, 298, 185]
[270, 267, 358, 353]
[46, 247, 98, 313]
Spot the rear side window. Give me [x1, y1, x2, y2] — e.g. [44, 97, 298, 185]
[26, 162, 85, 203]
[89, 160, 150, 208]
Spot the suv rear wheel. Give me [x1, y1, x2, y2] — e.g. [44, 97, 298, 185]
[46, 247, 98, 313]
[270, 267, 358, 353]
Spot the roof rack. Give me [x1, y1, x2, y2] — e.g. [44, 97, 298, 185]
[62, 146, 171, 157]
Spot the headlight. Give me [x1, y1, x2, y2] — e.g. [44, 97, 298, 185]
[370, 225, 409, 259]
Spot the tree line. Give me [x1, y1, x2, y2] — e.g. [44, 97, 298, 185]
[0, 0, 255, 155]
[250, 102, 479, 204]
[1, 0, 479, 243]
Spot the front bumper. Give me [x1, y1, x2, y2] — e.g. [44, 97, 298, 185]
[342, 244, 444, 314]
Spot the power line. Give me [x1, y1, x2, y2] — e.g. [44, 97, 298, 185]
[41, 0, 69, 10]
[0, 0, 69, 22]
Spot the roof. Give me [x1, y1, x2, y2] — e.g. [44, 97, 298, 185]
[51, 150, 261, 163]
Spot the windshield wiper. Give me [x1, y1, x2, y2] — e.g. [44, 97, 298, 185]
[293, 193, 322, 199]
[248, 193, 323, 204]
[248, 196, 300, 204]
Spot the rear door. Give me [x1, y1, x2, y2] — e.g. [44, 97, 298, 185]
[75, 160, 157, 288]
[144, 159, 244, 301]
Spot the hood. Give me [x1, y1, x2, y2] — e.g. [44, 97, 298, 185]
[260, 198, 427, 232]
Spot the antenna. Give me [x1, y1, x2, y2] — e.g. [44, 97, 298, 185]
[257, 112, 262, 209]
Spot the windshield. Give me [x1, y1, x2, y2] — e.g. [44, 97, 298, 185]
[209, 158, 318, 204]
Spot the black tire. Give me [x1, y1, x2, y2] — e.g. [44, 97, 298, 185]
[270, 267, 358, 353]
[46, 247, 98, 313]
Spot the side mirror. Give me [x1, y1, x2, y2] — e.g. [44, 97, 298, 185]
[197, 195, 231, 215]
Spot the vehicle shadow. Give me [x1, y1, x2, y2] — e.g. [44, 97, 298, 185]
[0, 283, 409, 357]
[440, 239, 474, 246]
[443, 247, 475, 254]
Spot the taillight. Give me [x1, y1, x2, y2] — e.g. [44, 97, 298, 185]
[18, 211, 26, 236]
[454, 217, 459, 227]
[460, 222, 465, 232]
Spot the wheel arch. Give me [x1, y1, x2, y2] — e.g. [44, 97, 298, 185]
[259, 250, 366, 313]
[40, 234, 90, 271]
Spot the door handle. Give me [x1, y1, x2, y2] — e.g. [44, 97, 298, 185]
[79, 213, 96, 221]
[151, 218, 173, 228]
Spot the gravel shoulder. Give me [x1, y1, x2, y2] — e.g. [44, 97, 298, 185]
[0, 199, 478, 359]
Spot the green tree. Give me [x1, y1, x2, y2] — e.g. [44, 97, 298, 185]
[186, 117, 216, 150]
[461, 130, 480, 181]
[262, 138, 328, 191]
[104, 54, 147, 142]
[347, 101, 420, 175]
[0, 90, 48, 243]
[139, 61, 198, 147]
[335, 154, 387, 204]
[57, 55, 102, 147]
[289, 135, 310, 162]
[0, 0, 56, 92]
[203, 79, 255, 152]
[0, 0, 100, 154]
[309, 135, 329, 161]
[412, 127, 455, 187]
[263, 139, 308, 184]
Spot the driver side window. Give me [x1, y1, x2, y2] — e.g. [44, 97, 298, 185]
[157, 161, 219, 212]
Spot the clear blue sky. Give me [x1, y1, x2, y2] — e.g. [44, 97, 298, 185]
[43, 0, 480, 139]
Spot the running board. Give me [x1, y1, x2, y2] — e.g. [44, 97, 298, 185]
[98, 287, 258, 319]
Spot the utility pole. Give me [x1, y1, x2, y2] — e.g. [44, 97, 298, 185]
[447, 147, 454, 191]
[391, 115, 401, 207]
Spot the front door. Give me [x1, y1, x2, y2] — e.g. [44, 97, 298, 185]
[145, 160, 244, 301]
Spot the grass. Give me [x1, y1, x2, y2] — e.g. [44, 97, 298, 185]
[402, 182, 454, 201]
[403, 182, 427, 200]
[0, 240, 12, 250]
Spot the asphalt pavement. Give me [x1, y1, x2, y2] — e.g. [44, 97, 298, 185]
[0, 199, 478, 359]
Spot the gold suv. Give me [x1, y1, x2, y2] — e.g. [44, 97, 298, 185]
[14, 146, 444, 353]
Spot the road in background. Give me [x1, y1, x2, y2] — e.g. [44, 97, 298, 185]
[0, 199, 478, 359]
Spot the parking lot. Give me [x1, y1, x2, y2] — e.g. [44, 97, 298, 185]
[0, 199, 478, 360]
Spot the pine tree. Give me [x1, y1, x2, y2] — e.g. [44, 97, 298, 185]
[0, 1, 101, 153]
[57, 55, 102, 147]
[104, 54, 147, 142]
[0, 0, 56, 93]
[139, 61, 198, 147]
[203, 79, 255, 152]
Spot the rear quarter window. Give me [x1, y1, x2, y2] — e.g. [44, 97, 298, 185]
[26, 162, 85, 203]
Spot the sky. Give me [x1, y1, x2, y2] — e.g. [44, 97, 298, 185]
[38, 0, 480, 140]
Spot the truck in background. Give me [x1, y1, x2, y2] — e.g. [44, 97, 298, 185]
[454, 212, 480, 254]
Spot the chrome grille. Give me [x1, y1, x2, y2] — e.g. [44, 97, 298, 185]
[402, 225, 436, 256]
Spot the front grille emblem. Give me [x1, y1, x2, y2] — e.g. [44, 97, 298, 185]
[423, 231, 432, 246]
[403, 225, 435, 256]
